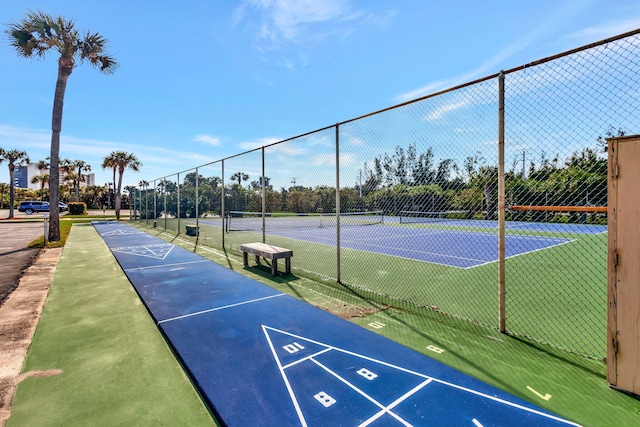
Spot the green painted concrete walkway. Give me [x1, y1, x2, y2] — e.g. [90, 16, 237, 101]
[8, 223, 217, 426]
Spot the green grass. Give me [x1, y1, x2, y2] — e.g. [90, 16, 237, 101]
[25, 214, 129, 248]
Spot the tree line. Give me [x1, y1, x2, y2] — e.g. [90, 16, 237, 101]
[0, 149, 141, 219]
[138, 129, 612, 225]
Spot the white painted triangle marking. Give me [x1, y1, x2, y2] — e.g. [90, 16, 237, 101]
[261, 325, 581, 427]
[112, 243, 175, 259]
[101, 228, 144, 236]
[262, 325, 428, 427]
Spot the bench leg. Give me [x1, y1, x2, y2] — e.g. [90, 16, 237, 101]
[271, 259, 277, 276]
[255, 255, 261, 265]
[285, 257, 291, 274]
[243, 251, 248, 267]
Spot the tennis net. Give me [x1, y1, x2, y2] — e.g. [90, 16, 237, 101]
[399, 210, 470, 224]
[226, 210, 384, 232]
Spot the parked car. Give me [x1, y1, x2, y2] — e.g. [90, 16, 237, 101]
[18, 201, 49, 215]
[17, 201, 68, 214]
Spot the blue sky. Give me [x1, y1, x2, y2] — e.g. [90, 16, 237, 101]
[1, 0, 640, 188]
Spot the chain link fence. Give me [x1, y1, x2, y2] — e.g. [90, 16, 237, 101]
[131, 30, 640, 359]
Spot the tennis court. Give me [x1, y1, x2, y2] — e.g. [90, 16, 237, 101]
[195, 213, 605, 269]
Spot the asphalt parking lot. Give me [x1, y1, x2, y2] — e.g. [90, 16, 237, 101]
[0, 220, 45, 304]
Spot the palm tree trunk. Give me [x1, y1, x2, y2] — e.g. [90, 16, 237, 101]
[8, 164, 15, 219]
[76, 169, 80, 202]
[116, 169, 123, 220]
[49, 58, 72, 242]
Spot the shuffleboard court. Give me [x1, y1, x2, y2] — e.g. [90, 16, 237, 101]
[94, 221, 580, 426]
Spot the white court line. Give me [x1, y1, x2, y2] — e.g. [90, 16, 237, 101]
[281, 348, 333, 370]
[125, 259, 210, 272]
[267, 226, 575, 270]
[112, 243, 175, 260]
[343, 240, 488, 265]
[262, 325, 309, 427]
[158, 293, 286, 324]
[263, 325, 582, 426]
[428, 377, 582, 426]
[311, 358, 414, 427]
[467, 238, 578, 269]
[359, 377, 433, 427]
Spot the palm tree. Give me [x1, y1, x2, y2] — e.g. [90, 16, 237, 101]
[83, 185, 104, 209]
[102, 151, 141, 219]
[31, 174, 50, 200]
[101, 152, 117, 200]
[6, 10, 118, 241]
[59, 157, 74, 183]
[0, 149, 30, 218]
[0, 148, 4, 210]
[68, 159, 91, 201]
[0, 182, 8, 209]
[231, 171, 250, 187]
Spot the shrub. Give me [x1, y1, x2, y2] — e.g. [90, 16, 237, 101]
[69, 202, 87, 215]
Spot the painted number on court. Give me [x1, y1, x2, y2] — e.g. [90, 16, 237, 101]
[368, 321, 385, 329]
[283, 342, 305, 354]
[357, 368, 378, 380]
[426, 345, 445, 354]
[314, 391, 336, 408]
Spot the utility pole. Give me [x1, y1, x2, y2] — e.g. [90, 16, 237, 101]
[291, 177, 298, 187]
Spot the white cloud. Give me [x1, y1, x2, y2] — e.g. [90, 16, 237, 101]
[235, 0, 357, 42]
[395, 0, 596, 104]
[395, 80, 454, 104]
[0, 124, 220, 186]
[232, 0, 395, 72]
[425, 99, 471, 121]
[193, 134, 222, 146]
[349, 136, 364, 146]
[311, 152, 355, 166]
[563, 17, 640, 44]
[238, 136, 307, 156]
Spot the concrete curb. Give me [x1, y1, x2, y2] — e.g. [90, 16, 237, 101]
[0, 247, 63, 427]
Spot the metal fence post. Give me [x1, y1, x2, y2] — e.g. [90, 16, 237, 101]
[196, 167, 199, 232]
[145, 183, 149, 225]
[221, 160, 225, 247]
[153, 180, 157, 226]
[262, 147, 266, 244]
[177, 172, 181, 234]
[335, 124, 341, 283]
[498, 71, 506, 333]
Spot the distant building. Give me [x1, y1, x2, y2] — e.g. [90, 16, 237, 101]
[14, 163, 95, 190]
[13, 163, 43, 190]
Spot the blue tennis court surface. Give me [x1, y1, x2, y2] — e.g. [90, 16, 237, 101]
[264, 227, 573, 269]
[195, 217, 595, 268]
[94, 221, 580, 426]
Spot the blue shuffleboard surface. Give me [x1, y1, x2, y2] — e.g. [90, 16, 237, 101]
[93, 221, 580, 427]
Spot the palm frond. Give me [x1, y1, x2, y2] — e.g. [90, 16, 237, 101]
[5, 9, 60, 58]
[78, 31, 119, 73]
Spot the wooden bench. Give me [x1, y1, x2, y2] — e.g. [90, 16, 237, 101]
[240, 243, 293, 276]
